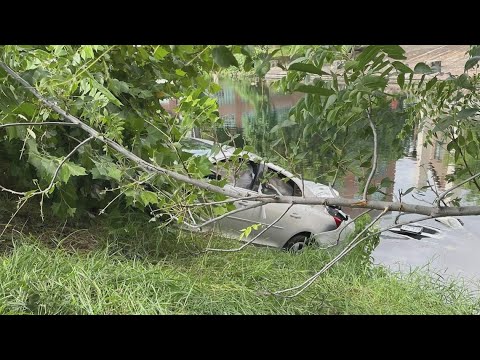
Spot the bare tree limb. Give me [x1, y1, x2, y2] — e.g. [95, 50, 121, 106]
[274, 207, 389, 298]
[0, 198, 28, 238]
[437, 171, 480, 206]
[184, 194, 277, 207]
[449, 128, 480, 192]
[0, 122, 79, 129]
[0, 184, 27, 196]
[185, 201, 264, 229]
[273, 213, 439, 298]
[334, 208, 373, 245]
[205, 203, 295, 252]
[363, 109, 378, 201]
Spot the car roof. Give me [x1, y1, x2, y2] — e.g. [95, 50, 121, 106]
[181, 136, 338, 198]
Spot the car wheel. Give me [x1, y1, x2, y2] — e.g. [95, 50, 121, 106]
[284, 234, 311, 252]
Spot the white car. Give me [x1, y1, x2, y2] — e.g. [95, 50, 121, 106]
[182, 137, 355, 250]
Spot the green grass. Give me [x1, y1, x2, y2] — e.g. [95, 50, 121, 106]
[0, 200, 479, 314]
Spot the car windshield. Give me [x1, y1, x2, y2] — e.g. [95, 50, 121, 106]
[216, 160, 255, 190]
[259, 169, 301, 196]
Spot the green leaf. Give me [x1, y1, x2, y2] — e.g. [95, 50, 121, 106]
[270, 119, 297, 133]
[240, 223, 260, 240]
[397, 73, 405, 89]
[65, 162, 87, 177]
[81, 46, 94, 60]
[457, 108, 479, 119]
[209, 82, 222, 94]
[447, 141, 459, 153]
[89, 75, 123, 107]
[465, 56, 480, 72]
[16, 102, 36, 117]
[188, 156, 212, 177]
[466, 142, 478, 157]
[140, 191, 159, 206]
[417, 74, 426, 89]
[72, 52, 81, 65]
[107, 167, 122, 181]
[470, 46, 480, 57]
[59, 162, 87, 183]
[360, 75, 388, 90]
[288, 63, 328, 76]
[243, 58, 253, 72]
[425, 77, 437, 91]
[456, 74, 475, 90]
[356, 46, 381, 69]
[294, 84, 334, 96]
[255, 59, 271, 77]
[380, 177, 394, 188]
[414, 62, 433, 74]
[175, 69, 186, 77]
[108, 79, 130, 95]
[212, 46, 239, 68]
[324, 94, 337, 111]
[212, 206, 228, 216]
[344, 60, 358, 71]
[392, 61, 413, 73]
[379, 45, 406, 60]
[402, 187, 415, 196]
[240, 45, 255, 57]
[154, 46, 169, 60]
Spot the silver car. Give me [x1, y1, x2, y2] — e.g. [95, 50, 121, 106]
[182, 137, 355, 250]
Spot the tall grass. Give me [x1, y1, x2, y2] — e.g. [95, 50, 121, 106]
[0, 210, 478, 314]
[0, 207, 478, 314]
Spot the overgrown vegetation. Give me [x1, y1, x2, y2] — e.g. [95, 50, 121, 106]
[0, 197, 478, 315]
[1, 45, 479, 313]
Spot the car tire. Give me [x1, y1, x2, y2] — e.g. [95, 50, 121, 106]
[284, 234, 311, 252]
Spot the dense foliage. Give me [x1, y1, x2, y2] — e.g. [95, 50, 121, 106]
[1, 45, 479, 224]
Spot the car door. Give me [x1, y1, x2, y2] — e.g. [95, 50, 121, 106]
[224, 165, 301, 247]
[214, 160, 263, 238]
[249, 169, 301, 246]
[216, 190, 264, 238]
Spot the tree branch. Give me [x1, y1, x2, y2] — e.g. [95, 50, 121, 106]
[0, 184, 27, 196]
[185, 201, 264, 229]
[363, 109, 378, 201]
[437, 171, 480, 206]
[3, 62, 480, 218]
[36, 136, 94, 196]
[274, 207, 389, 297]
[0, 136, 93, 197]
[0, 198, 28, 238]
[273, 213, 438, 298]
[449, 128, 480, 192]
[185, 194, 277, 207]
[205, 203, 295, 252]
[333, 208, 373, 245]
[0, 122, 79, 129]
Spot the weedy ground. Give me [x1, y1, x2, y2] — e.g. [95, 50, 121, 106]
[0, 196, 478, 314]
